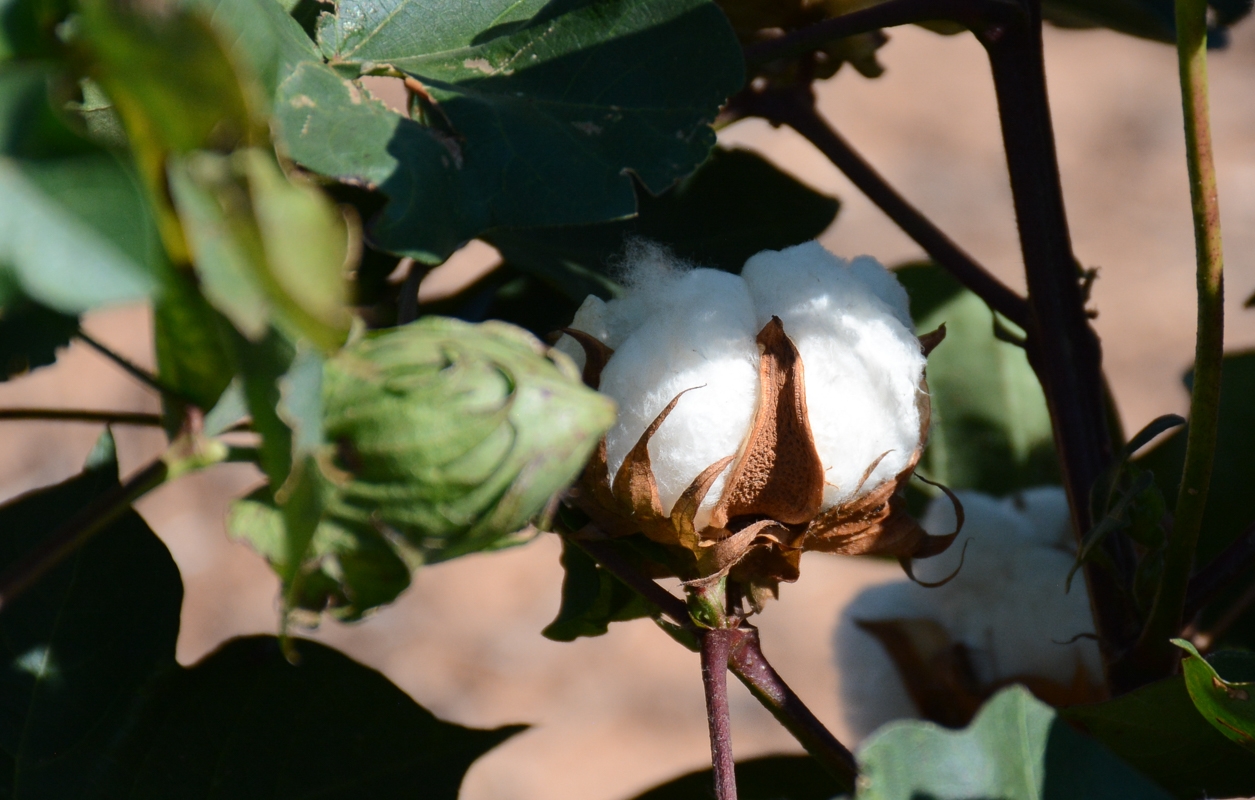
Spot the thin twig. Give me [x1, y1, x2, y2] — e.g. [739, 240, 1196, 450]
[1184, 520, 1255, 621]
[74, 329, 171, 394]
[742, 0, 1025, 69]
[0, 409, 164, 426]
[0, 458, 168, 612]
[571, 536, 690, 623]
[727, 626, 858, 793]
[738, 85, 1029, 328]
[702, 629, 739, 800]
[570, 536, 858, 790]
[1132, 0, 1226, 676]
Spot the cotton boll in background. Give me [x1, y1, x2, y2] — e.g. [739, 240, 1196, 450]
[834, 486, 1100, 740]
[741, 243, 926, 508]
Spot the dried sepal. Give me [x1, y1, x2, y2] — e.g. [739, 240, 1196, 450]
[671, 455, 736, 551]
[918, 323, 947, 357]
[712, 316, 825, 528]
[559, 327, 615, 389]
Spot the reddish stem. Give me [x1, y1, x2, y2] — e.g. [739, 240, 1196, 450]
[702, 628, 738, 800]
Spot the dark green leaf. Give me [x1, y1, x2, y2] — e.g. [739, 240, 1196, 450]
[0, 432, 520, 797]
[0, 431, 182, 798]
[0, 0, 68, 59]
[629, 754, 841, 800]
[896, 263, 1058, 494]
[122, 636, 523, 797]
[487, 147, 841, 302]
[856, 686, 1172, 800]
[1174, 639, 1255, 753]
[152, 269, 236, 411]
[543, 540, 654, 641]
[1064, 674, 1255, 799]
[0, 289, 77, 380]
[275, 0, 744, 261]
[1138, 351, 1255, 566]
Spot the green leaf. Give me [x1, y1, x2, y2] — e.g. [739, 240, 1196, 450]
[896, 263, 1059, 494]
[1064, 674, 1255, 799]
[0, 289, 78, 380]
[856, 686, 1172, 800]
[0, 64, 165, 314]
[1173, 639, 1255, 754]
[487, 147, 841, 302]
[1138, 351, 1255, 565]
[274, 0, 744, 261]
[629, 754, 841, 800]
[0, 432, 520, 797]
[79, 3, 257, 156]
[543, 540, 654, 641]
[183, 0, 321, 98]
[152, 268, 236, 411]
[168, 148, 352, 351]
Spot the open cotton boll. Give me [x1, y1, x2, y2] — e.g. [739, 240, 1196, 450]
[597, 268, 760, 526]
[835, 487, 1100, 739]
[559, 240, 927, 529]
[741, 243, 926, 508]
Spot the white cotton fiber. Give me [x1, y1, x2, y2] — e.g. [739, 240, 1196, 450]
[741, 243, 926, 508]
[557, 241, 926, 525]
[834, 487, 1100, 740]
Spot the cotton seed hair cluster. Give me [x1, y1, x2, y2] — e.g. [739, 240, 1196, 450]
[835, 487, 1103, 738]
[557, 241, 955, 603]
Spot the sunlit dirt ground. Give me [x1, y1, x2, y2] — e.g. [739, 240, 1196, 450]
[3, 20, 1255, 800]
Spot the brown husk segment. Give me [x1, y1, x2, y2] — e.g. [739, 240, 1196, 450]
[559, 317, 958, 599]
[711, 316, 825, 528]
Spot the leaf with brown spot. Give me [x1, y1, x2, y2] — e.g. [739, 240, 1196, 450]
[712, 317, 824, 528]
[919, 323, 947, 357]
[560, 327, 614, 389]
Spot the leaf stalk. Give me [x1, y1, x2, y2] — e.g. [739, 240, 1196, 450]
[0, 408, 164, 426]
[1129, 0, 1225, 677]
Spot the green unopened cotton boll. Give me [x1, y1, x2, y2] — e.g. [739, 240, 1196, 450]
[322, 317, 616, 562]
[834, 487, 1100, 740]
[557, 241, 926, 529]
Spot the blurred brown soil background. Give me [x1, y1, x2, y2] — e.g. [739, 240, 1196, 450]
[3, 21, 1255, 800]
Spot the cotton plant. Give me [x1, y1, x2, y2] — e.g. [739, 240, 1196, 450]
[835, 487, 1104, 739]
[555, 240, 956, 610]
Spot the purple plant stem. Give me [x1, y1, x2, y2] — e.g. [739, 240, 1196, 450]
[702, 629, 739, 800]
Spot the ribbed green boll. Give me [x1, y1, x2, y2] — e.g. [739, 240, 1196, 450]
[320, 316, 616, 565]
